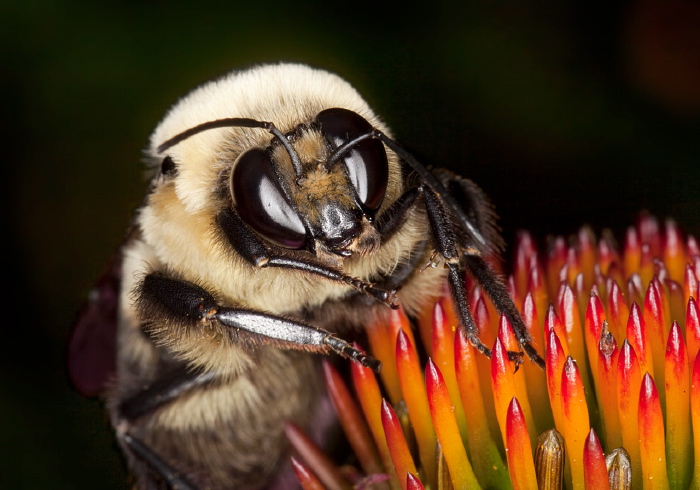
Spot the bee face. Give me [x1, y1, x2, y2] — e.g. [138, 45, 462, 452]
[71, 62, 544, 490]
[230, 108, 389, 257]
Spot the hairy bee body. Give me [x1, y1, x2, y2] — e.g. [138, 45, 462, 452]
[71, 62, 544, 489]
[71, 64, 473, 489]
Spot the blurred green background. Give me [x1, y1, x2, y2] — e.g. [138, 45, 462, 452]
[3, 1, 699, 488]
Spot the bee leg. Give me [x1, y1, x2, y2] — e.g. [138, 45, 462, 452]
[373, 185, 494, 358]
[369, 130, 545, 368]
[217, 209, 398, 307]
[139, 273, 381, 372]
[432, 171, 546, 369]
[375, 186, 423, 240]
[214, 307, 382, 371]
[464, 254, 546, 369]
[118, 365, 217, 422]
[419, 187, 498, 359]
[113, 367, 214, 489]
[121, 433, 197, 490]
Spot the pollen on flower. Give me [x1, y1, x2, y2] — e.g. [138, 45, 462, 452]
[290, 214, 699, 490]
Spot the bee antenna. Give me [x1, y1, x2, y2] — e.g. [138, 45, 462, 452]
[156, 117, 304, 178]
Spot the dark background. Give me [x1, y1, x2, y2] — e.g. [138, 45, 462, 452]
[3, 1, 699, 488]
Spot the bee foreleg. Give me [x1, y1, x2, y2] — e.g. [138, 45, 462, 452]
[421, 187, 495, 358]
[217, 209, 399, 307]
[434, 172, 545, 369]
[215, 308, 381, 372]
[464, 254, 545, 369]
[138, 273, 381, 371]
[375, 186, 423, 241]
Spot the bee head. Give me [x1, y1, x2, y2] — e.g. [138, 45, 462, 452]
[155, 105, 391, 260]
[229, 108, 387, 258]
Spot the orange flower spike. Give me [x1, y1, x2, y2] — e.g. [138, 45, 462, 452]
[638, 373, 670, 490]
[576, 226, 597, 292]
[627, 274, 645, 308]
[597, 325, 622, 450]
[322, 360, 383, 477]
[547, 236, 568, 300]
[559, 284, 589, 384]
[522, 292, 552, 431]
[473, 294, 497, 350]
[380, 399, 418, 490]
[291, 457, 326, 490]
[650, 276, 671, 329]
[643, 279, 668, 391]
[607, 279, 630, 342]
[514, 230, 537, 298]
[528, 255, 550, 327]
[417, 282, 449, 357]
[454, 328, 511, 489]
[425, 359, 480, 488]
[544, 304, 569, 357]
[394, 331, 437, 485]
[349, 348, 396, 483]
[639, 214, 662, 255]
[564, 244, 581, 288]
[522, 292, 543, 359]
[583, 429, 610, 490]
[497, 316, 537, 443]
[472, 285, 499, 337]
[505, 397, 538, 490]
[665, 279, 686, 335]
[405, 473, 425, 490]
[491, 336, 518, 440]
[686, 298, 700, 373]
[626, 302, 653, 377]
[688, 235, 700, 257]
[472, 294, 501, 439]
[584, 293, 606, 384]
[639, 244, 655, 289]
[367, 308, 414, 404]
[573, 272, 588, 321]
[616, 339, 643, 488]
[285, 423, 353, 490]
[624, 226, 642, 280]
[546, 328, 567, 436]
[561, 357, 590, 490]
[430, 300, 467, 442]
[685, 264, 699, 314]
[690, 351, 700, 488]
[597, 234, 618, 277]
[507, 275, 523, 313]
[664, 218, 686, 283]
[665, 322, 692, 489]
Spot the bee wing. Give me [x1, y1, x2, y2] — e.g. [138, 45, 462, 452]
[68, 253, 121, 397]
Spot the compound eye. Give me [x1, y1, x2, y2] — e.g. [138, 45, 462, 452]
[316, 108, 388, 212]
[230, 148, 306, 249]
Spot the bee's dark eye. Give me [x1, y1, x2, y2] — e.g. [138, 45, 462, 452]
[161, 156, 177, 176]
[316, 108, 388, 212]
[231, 148, 306, 249]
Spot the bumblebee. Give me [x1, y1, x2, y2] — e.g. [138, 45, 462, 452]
[69, 63, 543, 489]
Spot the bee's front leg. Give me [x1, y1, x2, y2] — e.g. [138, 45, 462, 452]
[216, 208, 399, 308]
[137, 272, 381, 371]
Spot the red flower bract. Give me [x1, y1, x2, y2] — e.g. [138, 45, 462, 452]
[292, 215, 699, 490]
